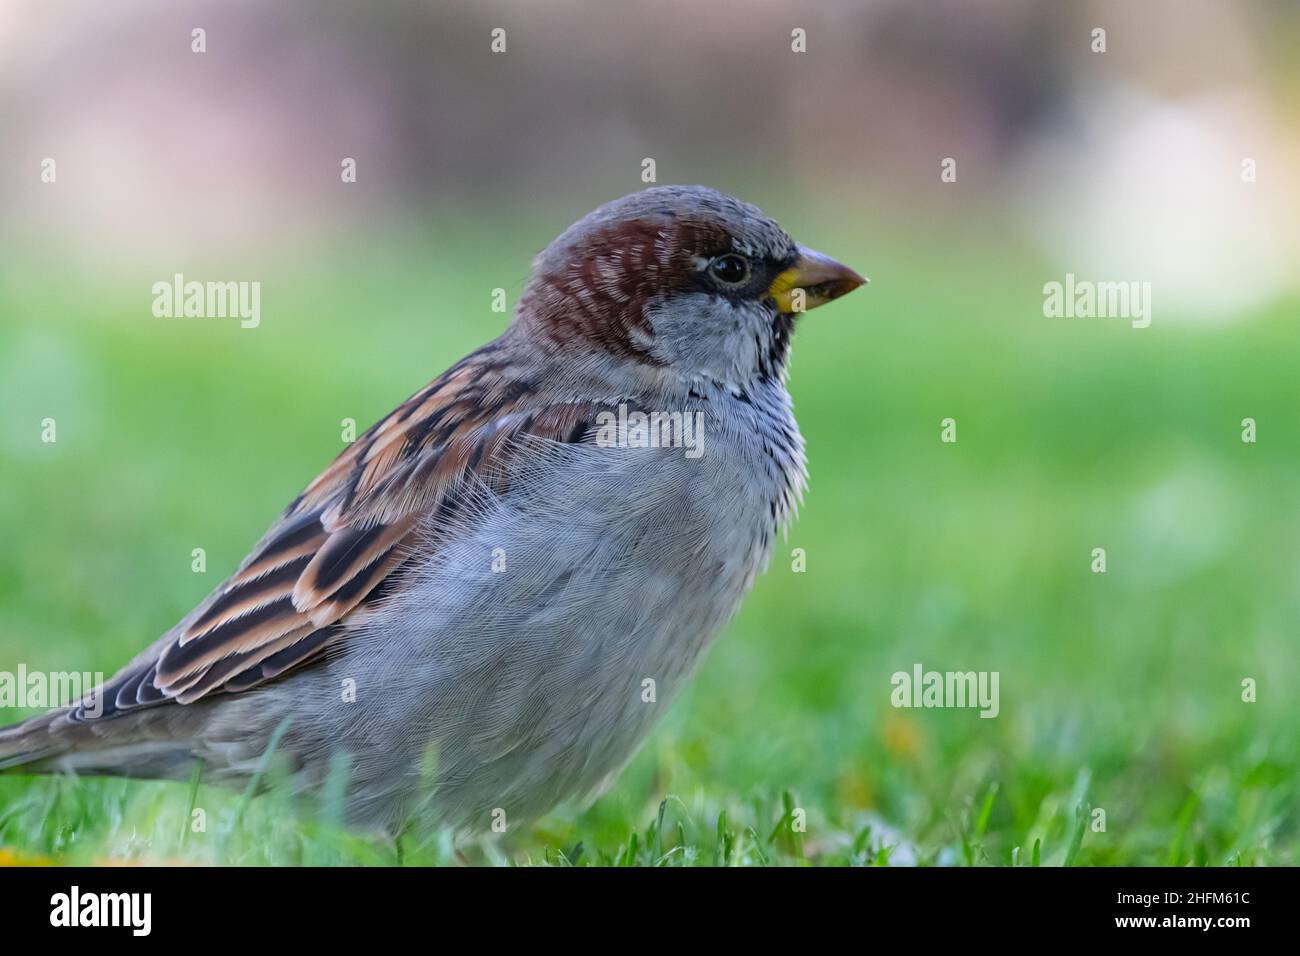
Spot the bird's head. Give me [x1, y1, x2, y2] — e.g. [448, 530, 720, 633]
[516, 185, 865, 389]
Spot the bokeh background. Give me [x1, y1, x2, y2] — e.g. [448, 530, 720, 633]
[1, 0, 1298, 865]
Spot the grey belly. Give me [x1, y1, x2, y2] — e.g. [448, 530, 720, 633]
[285, 442, 773, 831]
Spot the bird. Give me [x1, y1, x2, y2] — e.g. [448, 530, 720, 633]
[0, 185, 865, 833]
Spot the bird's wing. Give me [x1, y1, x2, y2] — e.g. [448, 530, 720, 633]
[87, 346, 601, 717]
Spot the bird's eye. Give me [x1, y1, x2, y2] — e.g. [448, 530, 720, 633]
[708, 254, 750, 285]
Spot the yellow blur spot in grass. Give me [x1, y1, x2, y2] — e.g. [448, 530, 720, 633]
[882, 712, 925, 762]
[0, 846, 56, 866]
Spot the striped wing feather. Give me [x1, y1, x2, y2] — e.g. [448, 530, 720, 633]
[88, 349, 601, 718]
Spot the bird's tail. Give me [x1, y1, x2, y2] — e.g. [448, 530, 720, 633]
[1, 705, 205, 781]
[0, 709, 70, 773]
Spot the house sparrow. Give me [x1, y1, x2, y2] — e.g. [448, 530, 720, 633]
[0, 185, 864, 832]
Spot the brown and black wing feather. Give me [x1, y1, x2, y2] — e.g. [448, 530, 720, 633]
[71, 351, 604, 722]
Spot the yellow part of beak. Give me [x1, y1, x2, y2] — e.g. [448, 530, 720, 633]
[768, 246, 867, 313]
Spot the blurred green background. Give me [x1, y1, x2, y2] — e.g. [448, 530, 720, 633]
[1, 0, 1298, 864]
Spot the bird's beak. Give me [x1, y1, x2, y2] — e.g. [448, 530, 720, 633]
[768, 246, 867, 313]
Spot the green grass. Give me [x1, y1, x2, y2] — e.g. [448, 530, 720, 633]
[1, 210, 1297, 865]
